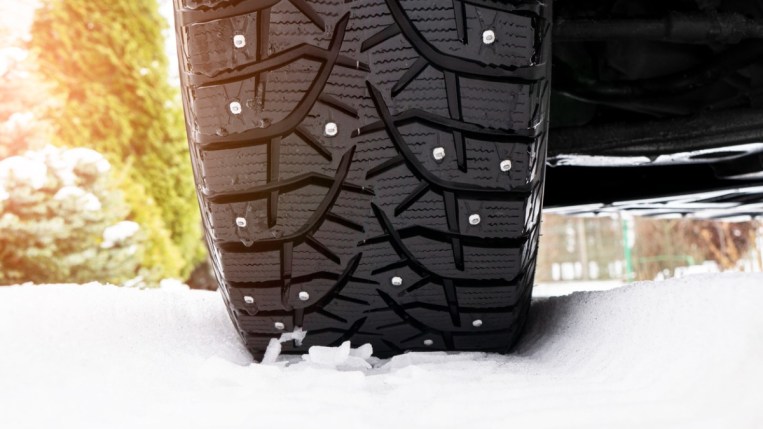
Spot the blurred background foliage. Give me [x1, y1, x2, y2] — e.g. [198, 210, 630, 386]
[1, 0, 204, 286]
[0, 11, 47, 159]
[0, 147, 142, 284]
[29, 0, 203, 283]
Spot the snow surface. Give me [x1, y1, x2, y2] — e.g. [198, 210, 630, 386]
[533, 280, 624, 298]
[0, 274, 762, 429]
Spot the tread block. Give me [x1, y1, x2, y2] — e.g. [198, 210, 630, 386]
[452, 332, 514, 351]
[394, 126, 533, 191]
[239, 315, 293, 333]
[181, 0, 232, 8]
[191, 59, 319, 136]
[456, 286, 520, 308]
[405, 307, 515, 332]
[401, 0, 536, 68]
[459, 78, 533, 130]
[208, 198, 269, 241]
[400, 237, 523, 278]
[219, 251, 282, 281]
[201, 144, 269, 193]
[184, 11, 258, 76]
[456, 199, 527, 237]
[192, 79, 258, 136]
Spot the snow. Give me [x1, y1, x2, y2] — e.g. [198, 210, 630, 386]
[60, 147, 111, 176]
[0, 274, 761, 428]
[53, 185, 102, 211]
[0, 147, 113, 204]
[0, 155, 48, 191]
[533, 280, 624, 297]
[101, 221, 140, 248]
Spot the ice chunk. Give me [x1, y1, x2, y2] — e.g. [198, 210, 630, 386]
[260, 338, 282, 365]
[340, 355, 373, 371]
[278, 327, 307, 346]
[349, 343, 373, 361]
[260, 328, 308, 365]
[302, 341, 375, 370]
[306, 341, 351, 367]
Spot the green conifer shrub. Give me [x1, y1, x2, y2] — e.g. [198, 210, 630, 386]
[0, 147, 142, 285]
[29, 0, 204, 282]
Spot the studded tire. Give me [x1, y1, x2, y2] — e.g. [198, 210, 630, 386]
[174, 0, 552, 359]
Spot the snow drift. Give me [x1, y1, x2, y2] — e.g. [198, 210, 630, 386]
[0, 274, 761, 429]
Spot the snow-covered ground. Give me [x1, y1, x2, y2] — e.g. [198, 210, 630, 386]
[0, 274, 761, 429]
[533, 280, 624, 298]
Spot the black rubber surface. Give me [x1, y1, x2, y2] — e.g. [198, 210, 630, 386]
[174, 0, 552, 359]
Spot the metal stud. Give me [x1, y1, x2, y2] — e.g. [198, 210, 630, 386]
[243, 295, 255, 304]
[235, 217, 247, 228]
[500, 159, 512, 172]
[233, 34, 246, 49]
[274, 322, 285, 330]
[482, 29, 496, 45]
[432, 147, 446, 161]
[229, 101, 242, 115]
[298, 291, 310, 301]
[423, 339, 434, 346]
[472, 319, 483, 328]
[469, 214, 481, 226]
[324, 122, 338, 137]
[391, 276, 403, 287]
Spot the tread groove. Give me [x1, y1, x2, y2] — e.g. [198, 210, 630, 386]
[361, 23, 401, 52]
[443, 191, 465, 271]
[366, 154, 405, 180]
[268, 136, 280, 228]
[453, 0, 467, 43]
[280, 241, 293, 310]
[295, 126, 333, 161]
[391, 56, 428, 97]
[288, 0, 326, 31]
[394, 182, 430, 216]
